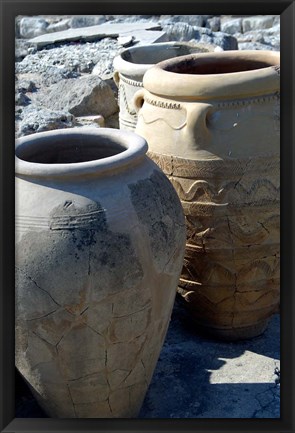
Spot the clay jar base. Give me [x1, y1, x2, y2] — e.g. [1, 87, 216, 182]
[177, 292, 270, 341]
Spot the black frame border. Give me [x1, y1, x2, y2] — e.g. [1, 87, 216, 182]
[1, 1, 294, 432]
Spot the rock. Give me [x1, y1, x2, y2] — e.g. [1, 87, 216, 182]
[19, 17, 49, 39]
[117, 35, 135, 47]
[206, 16, 221, 32]
[104, 113, 119, 129]
[211, 31, 238, 50]
[27, 46, 37, 55]
[16, 79, 37, 94]
[162, 23, 237, 50]
[159, 15, 205, 27]
[75, 115, 105, 127]
[16, 106, 76, 137]
[242, 15, 276, 32]
[15, 92, 31, 107]
[220, 18, 242, 34]
[238, 41, 278, 51]
[16, 38, 122, 83]
[237, 26, 280, 50]
[70, 15, 107, 28]
[15, 39, 31, 62]
[15, 17, 21, 38]
[46, 18, 71, 33]
[107, 15, 159, 24]
[162, 22, 200, 41]
[28, 22, 162, 49]
[132, 30, 169, 46]
[35, 76, 118, 118]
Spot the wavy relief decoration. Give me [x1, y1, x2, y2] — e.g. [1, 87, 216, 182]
[171, 177, 280, 204]
[148, 151, 280, 180]
[181, 256, 278, 287]
[118, 84, 137, 116]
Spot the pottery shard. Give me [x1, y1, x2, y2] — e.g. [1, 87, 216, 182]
[36, 76, 118, 118]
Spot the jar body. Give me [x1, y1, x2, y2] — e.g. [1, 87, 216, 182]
[113, 41, 214, 131]
[135, 51, 280, 340]
[15, 129, 186, 416]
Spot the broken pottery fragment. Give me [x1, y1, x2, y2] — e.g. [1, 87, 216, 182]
[135, 50, 280, 340]
[113, 41, 214, 131]
[15, 128, 186, 417]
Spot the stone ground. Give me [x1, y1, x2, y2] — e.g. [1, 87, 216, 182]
[16, 297, 280, 419]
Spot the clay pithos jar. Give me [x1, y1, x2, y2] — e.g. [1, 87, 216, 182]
[15, 128, 186, 417]
[113, 41, 214, 131]
[134, 50, 280, 340]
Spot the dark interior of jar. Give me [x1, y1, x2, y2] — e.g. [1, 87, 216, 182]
[163, 56, 278, 74]
[122, 44, 208, 65]
[16, 134, 126, 164]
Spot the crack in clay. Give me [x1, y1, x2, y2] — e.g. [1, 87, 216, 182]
[16, 266, 61, 307]
[171, 155, 174, 176]
[107, 397, 114, 415]
[141, 359, 149, 387]
[226, 217, 238, 328]
[258, 222, 270, 234]
[162, 245, 179, 272]
[234, 176, 243, 190]
[85, 323, 104, 338]
[67, 384, 77, 417]
[88, 250, 91, 276]
[26, 309, 58, 321]
[113, 304, 150, 319]
[32, 330, 55, 347]
[68, 371, 103, 382]
[55, 333, 66, 351]
[80, 306, 89, 316]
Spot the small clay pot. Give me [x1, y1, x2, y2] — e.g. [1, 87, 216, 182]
[15, 128, 186, 417]
[113, 41, 214, 131]
[134, 50, 280, 340]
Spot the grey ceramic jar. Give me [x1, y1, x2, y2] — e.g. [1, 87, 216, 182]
[15, 128, 186, 418]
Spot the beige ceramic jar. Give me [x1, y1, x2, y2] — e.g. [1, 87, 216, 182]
[135, 50, 280, 340]
[113, 41, 214, 131]
[15, 128, 186, 417]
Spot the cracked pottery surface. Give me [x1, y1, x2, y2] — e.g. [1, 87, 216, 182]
[113, 41, 215, 131]
[135, 50, 280, 340]
[15, 127, 186, 418]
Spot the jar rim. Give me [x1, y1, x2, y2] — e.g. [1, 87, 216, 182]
[143, 50, 280, 99]
[113, 41, 213, 77]
[15, 128, 148, 179]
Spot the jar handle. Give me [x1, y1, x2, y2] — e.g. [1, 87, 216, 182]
[185, 103, 213, 145]
[133, 89, 145, 113]
[113, 71, 120, 87]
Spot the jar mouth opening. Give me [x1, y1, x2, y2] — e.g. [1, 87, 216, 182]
[15, 128, 148, 178]
[16, 133, 126, 164]
[162, 54, 279, 75]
